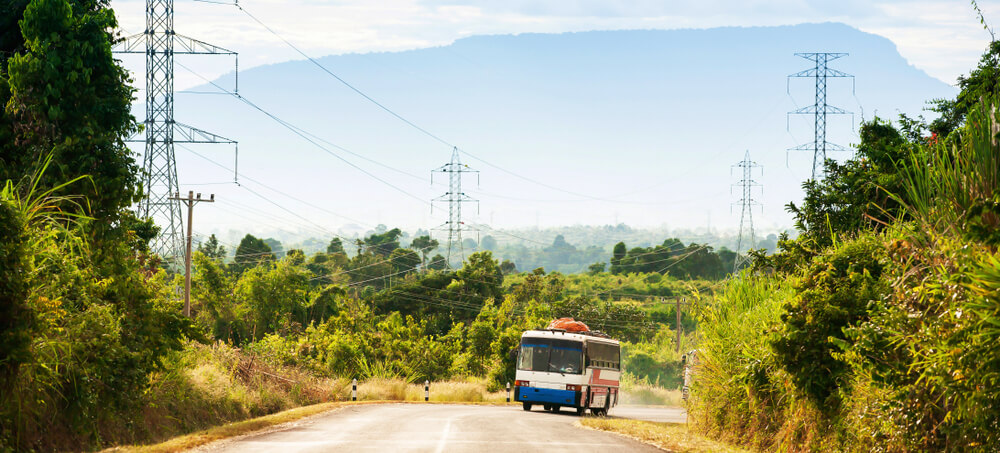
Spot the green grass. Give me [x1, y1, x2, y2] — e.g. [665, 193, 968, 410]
[580, 418, 749, 453]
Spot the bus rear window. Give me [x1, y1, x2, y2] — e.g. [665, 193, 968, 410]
[518, 338, 583, 375]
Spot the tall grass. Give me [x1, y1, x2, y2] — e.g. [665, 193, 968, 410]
[100, 341, 349, 447]
[895, 99, 1000, 239]
[689, 272, 805, 449]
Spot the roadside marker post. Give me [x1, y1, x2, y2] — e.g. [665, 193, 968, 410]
[352, 379, 357, 401]
[506, 382, 511, 403]
[425, 380, 430, 402]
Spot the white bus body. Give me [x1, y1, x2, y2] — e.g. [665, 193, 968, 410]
[513, 330, 621, 415]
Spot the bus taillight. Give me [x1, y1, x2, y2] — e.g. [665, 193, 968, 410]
[515, 380, 529, 387]
[566, 384, 582, 392]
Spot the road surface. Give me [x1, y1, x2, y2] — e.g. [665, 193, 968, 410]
[199, 403, 683, 452]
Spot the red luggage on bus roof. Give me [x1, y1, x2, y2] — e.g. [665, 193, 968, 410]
[547, 318, 590, 332]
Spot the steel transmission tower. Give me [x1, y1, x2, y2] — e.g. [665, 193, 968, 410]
[432, 147, 479, 266]
[114, 0, 238, 264]
[787, 52, 854, 180]
[732, 151, 762, 272]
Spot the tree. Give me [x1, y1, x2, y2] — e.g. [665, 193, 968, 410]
[0, 1, 30, 68]
[232, 234, 274, 274]
[427, 253, 448, 271]
[786, 117, 910, 248]
[480, 235, 497, 251]
[196, 233, 227, 260]
[588, 261, 606, 274]
[500, 259, 517, 275]
[610, 242, 627, 273]
[263, 237, 284, 258]
[363, 228, 402, 256]
[389, 248, 421, 276]
[1, 0, 140, 234]
[326, 237, 345, 254]
[410, 235, 439, 266]
[930, 40, 1000, 137]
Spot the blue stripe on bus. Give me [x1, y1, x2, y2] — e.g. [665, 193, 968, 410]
[521, 344, 582, 351]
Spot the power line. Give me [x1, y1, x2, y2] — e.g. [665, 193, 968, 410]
[173, 60, 432, 208]
[228, 1, 628, 204]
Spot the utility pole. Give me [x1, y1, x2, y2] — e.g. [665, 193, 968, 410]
[787, 52, 854, 180]
[733, 151, 762, 273]
[168, 191, 214, 317]
[676, 298, 683, 353]
[113, 0, 238, 265]
[432, 147, 479, 266]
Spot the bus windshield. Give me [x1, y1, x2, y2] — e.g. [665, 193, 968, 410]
[518, 337, 583, 375]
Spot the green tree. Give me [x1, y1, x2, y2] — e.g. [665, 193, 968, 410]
[363, 228, 402, 256]
[427, 253, 448, 270]
[588, 261, 606, 274]
[785, 117, 911, 250]
[326, 237, 345, 254]
[196, 233, 227, 260]
[499, 259, 517, 275]
[928, 40, 1000, 138]
[232, 234, 274, 274]
[1, 0, 140, 232]
[389, 248, 421, 276]
[410, 235, 439, 266]
[610, 241, 627, 273]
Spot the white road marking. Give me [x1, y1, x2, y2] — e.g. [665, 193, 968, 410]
[434, 419, 452, 453]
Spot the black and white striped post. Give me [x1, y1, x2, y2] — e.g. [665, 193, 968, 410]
[352, 378, 357, 401]
[424, 380, 430, 402]
[506, 382, 511, 403]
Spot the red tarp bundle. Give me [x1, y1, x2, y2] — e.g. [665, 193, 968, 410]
[547, 318, 590, 332]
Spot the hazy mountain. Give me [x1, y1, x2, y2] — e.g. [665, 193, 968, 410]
[159, 23, 957, 243]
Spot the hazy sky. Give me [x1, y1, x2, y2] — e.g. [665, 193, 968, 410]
[107, 0, 997, 246]
[112, 0, 998, 88]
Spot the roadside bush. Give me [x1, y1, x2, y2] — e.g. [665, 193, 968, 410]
[771, 234, 888, 409]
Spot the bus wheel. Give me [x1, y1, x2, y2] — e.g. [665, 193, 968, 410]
[522, 402, 532, 411]
[576, 407, 586, 416]
[542, 404, 551, 411]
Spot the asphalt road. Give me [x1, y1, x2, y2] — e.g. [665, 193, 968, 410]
[199, 403, 683, 452]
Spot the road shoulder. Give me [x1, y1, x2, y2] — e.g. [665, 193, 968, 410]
[578, 417, 749, 453]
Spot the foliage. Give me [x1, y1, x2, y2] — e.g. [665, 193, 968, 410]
[609, 238, 730, 279]
[1, 0, 140, 230]
[771, 234, 887, 408]
[785, 117, 912, 249]
[232, 234, 274, 274]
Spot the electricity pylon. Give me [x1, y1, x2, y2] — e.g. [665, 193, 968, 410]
[733, 151, 762, 273]
[787, 52, 854, 180]
[114, 0, 238, 264]
[432, 147, 479, 266]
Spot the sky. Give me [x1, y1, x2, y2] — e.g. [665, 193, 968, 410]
[107, 0, 998, 246]
[111, 0, 998, 89]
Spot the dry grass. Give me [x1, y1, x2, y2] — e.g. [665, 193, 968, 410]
[620, 383, 684, 406]
[580, 418, 749, 453]
[356, 377, 511, 403]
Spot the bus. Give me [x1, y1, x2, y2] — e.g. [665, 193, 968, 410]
[513, 320, 621, 416]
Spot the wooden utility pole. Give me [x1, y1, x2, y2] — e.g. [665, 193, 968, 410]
[168, 191, 214, 317]
[676, 298, 683, 353]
